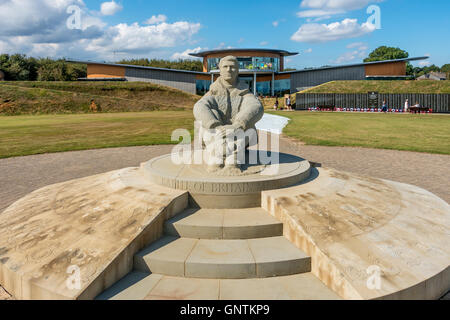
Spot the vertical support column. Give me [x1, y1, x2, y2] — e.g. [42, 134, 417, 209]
[253, 72, 257, 96]
[271, 72, 275, 97]
[211, 73, 214, 83]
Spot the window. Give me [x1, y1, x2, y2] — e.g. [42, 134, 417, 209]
[207, 58, 220, 71]
[207, 56, 280, 72]
[274, 79, 291, 96]
[196, 79, 211, 96]
[256, 81, 271, 96]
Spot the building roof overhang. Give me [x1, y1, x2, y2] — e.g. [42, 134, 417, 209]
[67, 60, 208, 75]
[189, 48, 298, 58]
[279, 56, 429, 74]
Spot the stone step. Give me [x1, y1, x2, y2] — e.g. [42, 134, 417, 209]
[164, 207, 283, 239]
[97, 273, 341, 300]
[134, 236, 311, 279]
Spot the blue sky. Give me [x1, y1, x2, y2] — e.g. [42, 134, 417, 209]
[0, 0, 449, 69]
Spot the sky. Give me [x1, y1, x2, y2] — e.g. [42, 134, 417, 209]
[0, 0, 449, 69]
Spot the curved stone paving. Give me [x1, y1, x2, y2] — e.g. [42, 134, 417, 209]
[0, 138, 449, 299]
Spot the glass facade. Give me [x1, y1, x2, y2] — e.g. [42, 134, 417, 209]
[207, 56, 280, 72]
[256, 81, 271, 96]
[196, 79, 211, 96]
[196, 77, 291, 97]
[274, 79, 291, 96]
[207, 58, 220, 71]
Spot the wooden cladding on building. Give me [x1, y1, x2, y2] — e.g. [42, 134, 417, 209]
[87, 64, 126, 79]
[365, 61, 406, 76]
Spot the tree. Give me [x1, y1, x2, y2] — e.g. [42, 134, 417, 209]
[364, 46, 417, 75]
[441, 64, 450, 79]
[364, 46, 409, 62]
[116, 58, 203, 72]
[37, 59, 67, 81]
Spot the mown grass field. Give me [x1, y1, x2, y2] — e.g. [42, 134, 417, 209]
[0, 111, 194, 158]
[269, 111, 450, 155]
[0, 80, 449, 158]
[301, 80, 450, 94]
[0, 81, 200, 115]
[0, 111, 449, 159]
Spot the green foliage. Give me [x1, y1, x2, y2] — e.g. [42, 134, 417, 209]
[412, 64, 441, 77]
[116, 58, 203, 71]
[441, 64, 450, 73]
[0, 54, 86, 81]
[364, 46, 448, 77]
[441, 64, 450, 79]
[0, 54, 38, 80]
[364, 46, 409, 62]
[36, 59, 87, 81]
[0, 81, 200, 115]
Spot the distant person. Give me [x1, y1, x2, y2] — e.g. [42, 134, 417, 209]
[404, 99, 409, 113]
[286, 96, 292, 111]
[413, 101, 421, 114]
[274, 98, 279, 110]
[382, 101, 388, 113]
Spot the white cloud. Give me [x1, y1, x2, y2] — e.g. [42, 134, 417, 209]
[306, 15, 333, 22]
[272, 18, 286, 27]
[346, 41, 364, 48]
[100, 1, 123, 16]
[332, 42, 368, 64]
[298, 0, 383, 17]
[171, 47, 204, 60]
[145, 14, 168, 25]
[0, 0, 105, 52]
[291, 18, 376, 43]
[419, 61, 431, 67]
[85, 22, 202, 56]
[332, 50, 361, 63]
[215, 42, 233, 49]
[303, 48, 313, 53]
[238, 38, 245, 44]
[260, 41, 269, 46]
[0, 0, 202, 61]
[298, 9, 343, 18]
[0, 0, 94, 37]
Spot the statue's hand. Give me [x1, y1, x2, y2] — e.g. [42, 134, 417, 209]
[215, 125, 235, 139]
[216, 122, 246, 138]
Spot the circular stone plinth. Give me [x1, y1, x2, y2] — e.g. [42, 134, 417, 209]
[140, 152, 311, 208]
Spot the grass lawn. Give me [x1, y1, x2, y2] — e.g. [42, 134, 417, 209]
[0, 111, 194, 159]
[0, 82, 200, 115]
[1, 111, 449, 159]
[269, 111, 450, 155]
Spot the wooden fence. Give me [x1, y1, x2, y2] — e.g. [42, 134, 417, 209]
[295, 93, 450, 113]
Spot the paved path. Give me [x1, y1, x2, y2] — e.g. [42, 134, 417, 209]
[0, 138, 449, 299]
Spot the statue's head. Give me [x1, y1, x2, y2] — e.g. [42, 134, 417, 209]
[219, 56, 239, 85]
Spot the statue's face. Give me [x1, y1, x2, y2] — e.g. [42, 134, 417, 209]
[220, 60, 238, 84]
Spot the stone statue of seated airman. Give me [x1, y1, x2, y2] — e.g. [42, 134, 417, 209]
[193, 56, 264, 174]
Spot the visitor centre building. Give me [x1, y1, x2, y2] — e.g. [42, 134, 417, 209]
[70, 48, 427, 96]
